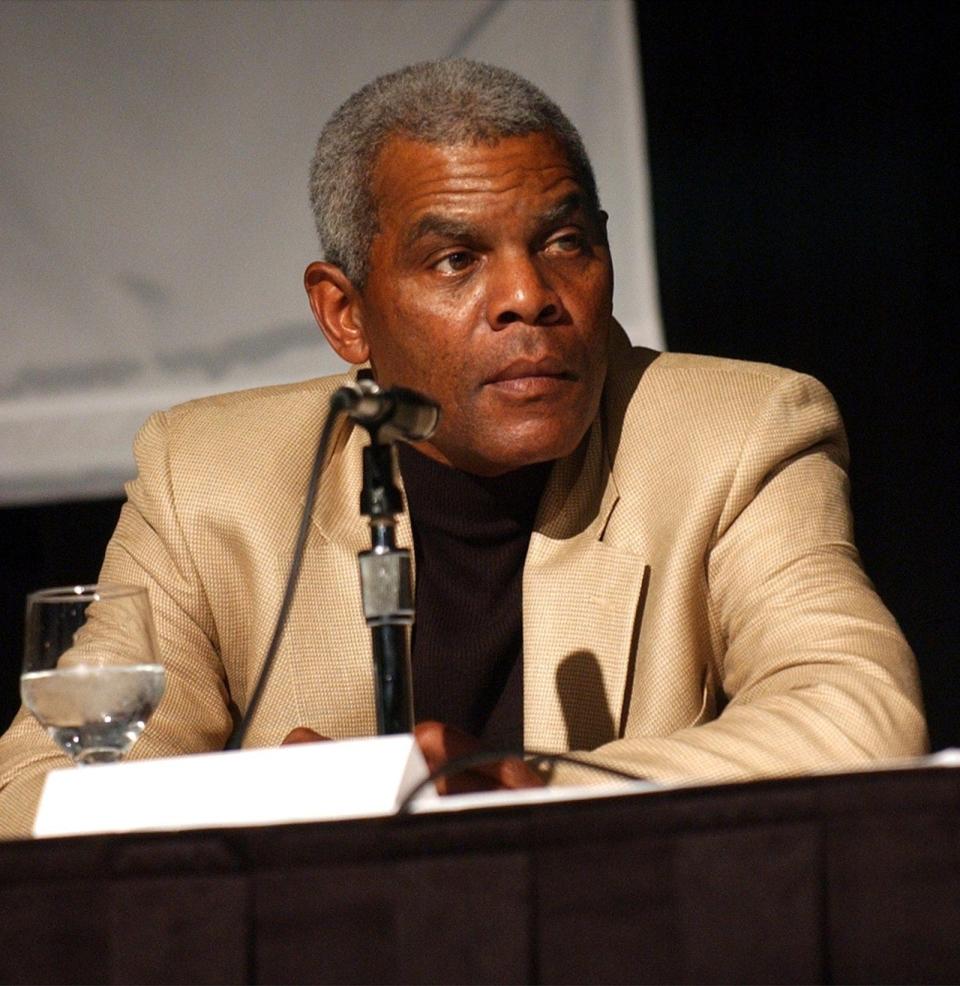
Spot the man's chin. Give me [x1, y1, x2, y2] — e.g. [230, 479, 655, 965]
[458, 426, 589, 476]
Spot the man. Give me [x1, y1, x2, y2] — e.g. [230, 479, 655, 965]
[0, 60, 927, 838]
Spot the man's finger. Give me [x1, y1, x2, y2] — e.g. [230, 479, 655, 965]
[414, 720, 544, 793]
[281, 727, 330, 745]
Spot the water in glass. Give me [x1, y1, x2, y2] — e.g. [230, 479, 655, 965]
[21, 584, 165, 765]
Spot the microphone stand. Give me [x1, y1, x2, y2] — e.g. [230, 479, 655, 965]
[225, 378, 435, 750]
[357, 435, 415, 734]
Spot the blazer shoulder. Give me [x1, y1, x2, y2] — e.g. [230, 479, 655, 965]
[605, 347, 844, 507]
[154, 372, 353, 451]
[164, 373, 350, 429]
[644, 348, 803, 387]
[127, 371, 355, 514]
[618, 347, 836, 427]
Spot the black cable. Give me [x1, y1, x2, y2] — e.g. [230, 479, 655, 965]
[225, 390, 352, 750]
[396, 747, 648, 814]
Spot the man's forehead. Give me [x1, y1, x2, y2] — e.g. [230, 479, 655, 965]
[370, 132, 584, 223]
[402, 192, 587, 250]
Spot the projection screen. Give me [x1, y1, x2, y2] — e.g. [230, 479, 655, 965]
[0, 0, 661, 504]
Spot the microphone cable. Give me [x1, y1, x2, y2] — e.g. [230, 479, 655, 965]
[396, 748, 649, 814]
[225, 387, 354, 750]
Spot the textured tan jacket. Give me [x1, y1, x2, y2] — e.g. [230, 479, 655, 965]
[0, 326, 927, 838]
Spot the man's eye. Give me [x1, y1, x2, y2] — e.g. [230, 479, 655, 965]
[434, 251, 475, 274]
[545, 232, 585, 255]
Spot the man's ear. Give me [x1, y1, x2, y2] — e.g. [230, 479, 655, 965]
[303, 261, 370, 365]
[597, 209, 610, 247]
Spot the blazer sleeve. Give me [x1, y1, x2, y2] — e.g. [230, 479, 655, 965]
[548, 371, 928, 786]
[0, 411, 234, 839]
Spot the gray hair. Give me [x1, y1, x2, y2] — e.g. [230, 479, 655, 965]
[308, 59, 600, 288]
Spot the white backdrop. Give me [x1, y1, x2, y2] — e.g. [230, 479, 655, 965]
[0, 0, 661, 504]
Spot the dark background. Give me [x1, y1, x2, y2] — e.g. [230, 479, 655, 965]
[1, 2, 956, 746]
[634, 0, 956, 748]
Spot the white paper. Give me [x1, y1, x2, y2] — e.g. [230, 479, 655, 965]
[33, 734, 434, 838]
[407, 777, 660, 815]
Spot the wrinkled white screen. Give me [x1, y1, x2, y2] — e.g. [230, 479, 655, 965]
[0, 0, 661, 503]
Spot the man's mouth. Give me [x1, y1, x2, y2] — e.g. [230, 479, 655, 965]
[484, 356, 577, 390]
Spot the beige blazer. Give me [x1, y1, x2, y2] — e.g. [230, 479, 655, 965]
[0, 325, 927, 837]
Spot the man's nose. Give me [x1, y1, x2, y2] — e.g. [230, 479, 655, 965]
[486, 253, 563, 328]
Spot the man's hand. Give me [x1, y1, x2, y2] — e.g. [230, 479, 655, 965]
[281, 727, 329, 744]
[281, 722, 544, 794]
[413, 720, 545, 794]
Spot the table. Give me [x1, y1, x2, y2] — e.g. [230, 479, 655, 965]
[2, 766, 959, 984]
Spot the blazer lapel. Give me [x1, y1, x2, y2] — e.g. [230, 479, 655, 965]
[307, 416, 415, 553]
[263, 417, 416, 740]
[523, 416, 648, 754]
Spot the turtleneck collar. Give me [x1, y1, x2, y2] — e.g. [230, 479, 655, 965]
[397, 443, 553, 541]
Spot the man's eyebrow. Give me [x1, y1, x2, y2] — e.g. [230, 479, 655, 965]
[403, 193, 588, 250]
[404, 215, 478, 250]
[537, 192, 586, 229]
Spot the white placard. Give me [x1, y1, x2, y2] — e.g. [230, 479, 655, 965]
[33, 734, 434, 838]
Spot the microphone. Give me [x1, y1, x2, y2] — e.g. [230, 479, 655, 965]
[334, 377, 440, 442]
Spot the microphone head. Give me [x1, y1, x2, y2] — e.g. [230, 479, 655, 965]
[382, 386, 440, 442]
[333, 380, 440, 443]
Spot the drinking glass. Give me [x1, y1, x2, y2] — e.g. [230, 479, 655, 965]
[21, 584, 166, 765]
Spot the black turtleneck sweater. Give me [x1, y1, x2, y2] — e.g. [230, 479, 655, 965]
[397, 444, 552, 751]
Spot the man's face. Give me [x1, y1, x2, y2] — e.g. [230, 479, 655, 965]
[352, 131, 613, 476]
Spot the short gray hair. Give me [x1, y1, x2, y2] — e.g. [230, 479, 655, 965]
[308, 59, 600, 288]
